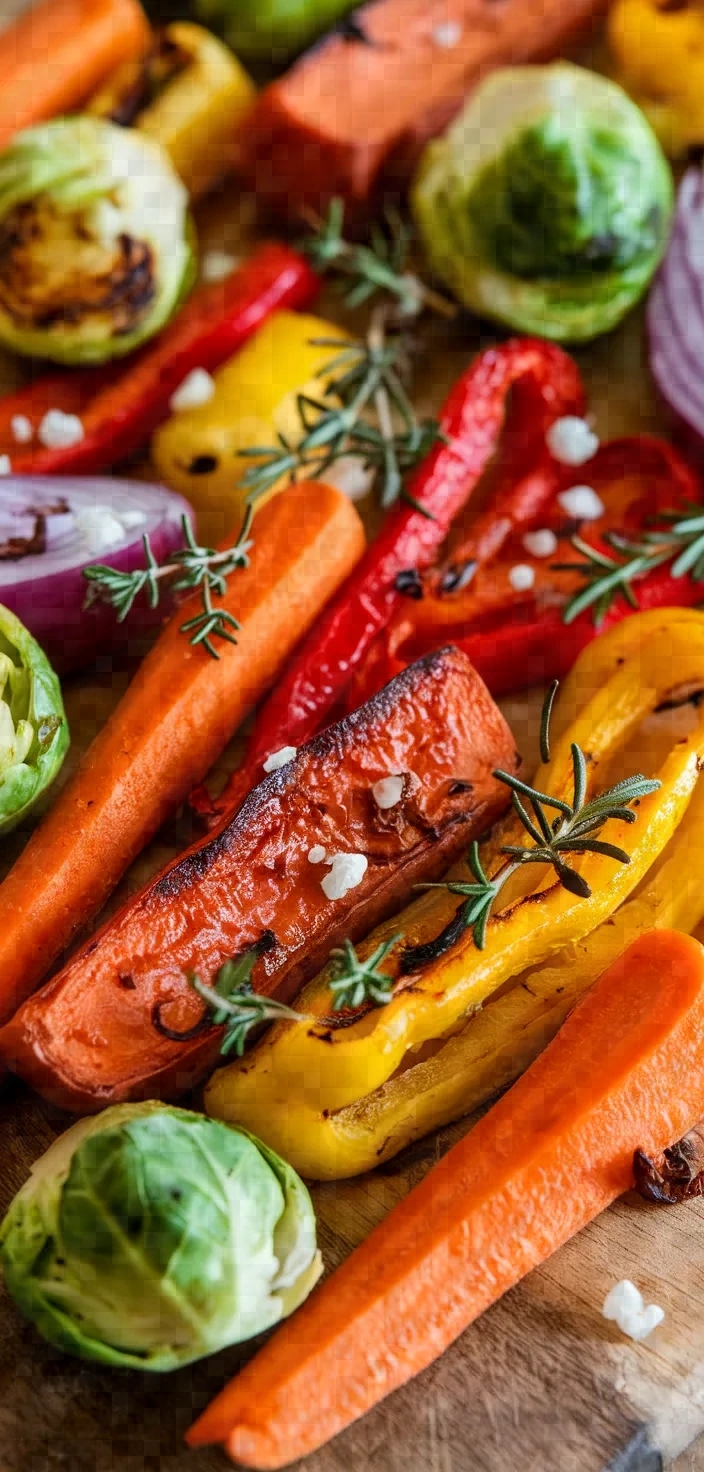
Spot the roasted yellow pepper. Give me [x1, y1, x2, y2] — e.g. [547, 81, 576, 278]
[205, 608, 704, 1179]
[88, 23, 255, 198]
[608, 0, 704, 156]
[152, 311, 355, 544]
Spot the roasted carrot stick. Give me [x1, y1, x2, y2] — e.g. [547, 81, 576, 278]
[188, 929, 704, 1469]
[0, 481, 364, 1024]
[0, 0, 151, 150]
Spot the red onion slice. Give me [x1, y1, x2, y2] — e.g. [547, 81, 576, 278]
[648, 167, 704, 450]
[0, 476, 194, 672]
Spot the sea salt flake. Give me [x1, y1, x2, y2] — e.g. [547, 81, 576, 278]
[11, 415, 32, 444]
[602, 1280, 665, 1342]
[201, 250, 239, 283]
[38, 410, 84, 450]
[169, 368, 215, 413]
[263, 745, 297, 773]
[508, 564, 536, 592]
[307, 845, 327, 864]
[558, 485, 605, 521]
[321, 853, 368, 901]
[0, 455, 11, 475]
[523, 528, 557, 559]
[373, 776, 405, 810]
[546, 416, 599, 466]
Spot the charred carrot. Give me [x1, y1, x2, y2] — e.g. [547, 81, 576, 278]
[0, 0, 151, 151]
[188, 929, 704, 1468]
[0, 481, 364, 1024]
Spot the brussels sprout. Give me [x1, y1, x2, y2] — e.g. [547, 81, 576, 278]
[412, 64, 674, 343]
[0, 117, 196, 365]
[0, 1102, 321, 1371]
[194, 0, 358, 65]
[0, 603, 68, 835]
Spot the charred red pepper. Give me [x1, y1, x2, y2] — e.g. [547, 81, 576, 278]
[213, 338, 584, 817]
[345, 435, 704, 705]
[0, 244, 319, 476]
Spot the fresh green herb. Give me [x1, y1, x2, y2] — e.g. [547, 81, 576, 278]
[83, 505, 254, 659]
[328, 932, 404, 1012]
[300, 198, 456, 320]
[239, 330, 442, 512]
[189, 950, 311, 1057]
[404, 680, 660, 968]
[558, 505, 704, 626]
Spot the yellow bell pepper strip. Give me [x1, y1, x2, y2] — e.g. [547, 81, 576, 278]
[151, 310, 353, 544]
[205, 607, 704, 1179]
[87, 22, 255, 198]
[608, 0, 704, 157]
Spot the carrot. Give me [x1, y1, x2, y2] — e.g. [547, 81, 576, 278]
[187, 928, 704, 1469]
[0, 480, 364, 1025]
[0, 0, 151, 150]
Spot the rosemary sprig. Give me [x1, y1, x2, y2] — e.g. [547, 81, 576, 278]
[404, 680, 660, 968]
[190, 950, 311, 1057]
[558, 505, 704, 626]
[328, 932, 403, 1012]
[239, 331, 442, 511]
[299, 198, 456, 320]
[83, 505, 254, 659]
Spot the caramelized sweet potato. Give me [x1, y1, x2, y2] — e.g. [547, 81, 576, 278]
[0, 647, 517, 1113]
[237, 0, 606, 222]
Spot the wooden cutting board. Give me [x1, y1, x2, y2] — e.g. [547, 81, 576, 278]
[2, 7, 704, 1469]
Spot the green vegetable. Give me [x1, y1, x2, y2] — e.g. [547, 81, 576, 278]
[0, 604, 68, 834]
[0, 1102, 322, 1371]
[411, 63, 674, 343]
[194, 0, 358, 64]
[0, 117, 196, 364]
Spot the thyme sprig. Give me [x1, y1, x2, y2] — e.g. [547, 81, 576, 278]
[83, 506, 254, 659]
[559, 504, 704, 626]
[404, 680, 660, 968]
[239, 330, 442, 511]
[328, 933, 404, 1012]
[189, 951, 311, 1057]
[300, 198, 456, 320]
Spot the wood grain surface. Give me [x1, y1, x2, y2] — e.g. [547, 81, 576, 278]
[2, 4, 704, 1470]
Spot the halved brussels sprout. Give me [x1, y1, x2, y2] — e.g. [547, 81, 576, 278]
[0, 116, 196, 364]
[0, 1102, 322, 1371]
[0, 604, 68, 834]
[412, 63, 674, 343]
[194, 0, 359, 64]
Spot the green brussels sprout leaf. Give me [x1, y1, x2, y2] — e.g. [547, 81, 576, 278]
[412, 63, 674, 343]
[0, 603, 68, 835]
[0, 1103, 322, 1371]
[195, 0, 359, 64]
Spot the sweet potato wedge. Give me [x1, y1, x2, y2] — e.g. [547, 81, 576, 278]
[237, 0, 606, 222]
[0, 647, 517, 1112]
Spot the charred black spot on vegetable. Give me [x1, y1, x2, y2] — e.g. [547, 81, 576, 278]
[634, 1126, 704, 1204]
[440, 560, 477, 594]
[0, 203, 156, 338]
[405, 679, 660, 969]
[395, 567, 423, 600]
[94, 30, 191, 129]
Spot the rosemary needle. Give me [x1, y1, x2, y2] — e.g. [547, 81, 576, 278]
[559, 505, 704, 626]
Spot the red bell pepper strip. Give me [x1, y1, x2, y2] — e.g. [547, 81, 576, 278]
[345, 434, 704, 705]
[212, 338, 584, 816]
[0, 243, 319, 476]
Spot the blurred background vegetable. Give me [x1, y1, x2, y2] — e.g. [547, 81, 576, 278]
[0, 604, 68, 835]
[152, 310, 359, 542]
[412, 63, 673, 343]
[608, 0, 704, 158]
[648, 168, 704, 454]
[0, 477, 193, 673]
[0, 116, 195, 364]
[87, 21, 255, 199]
[0, 1102, 321, 1369]
[194, 0, 358, 66]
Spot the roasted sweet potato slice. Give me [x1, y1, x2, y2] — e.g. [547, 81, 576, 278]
[0, 647, 516, 1113]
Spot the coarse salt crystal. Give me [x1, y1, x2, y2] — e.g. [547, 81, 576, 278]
[546, 416, 599, 466]
[321, 852, 368, 901]
[508, 563, 536, 592]
[602, 1280, 665, 1342]
[322, 456, 375, 502]
[11, 415, 32, 444]
[433, 20, 462, 46]
[74, 506, 129, 556]
[38, 409, 84, 450]
[201, 250, 239, 283]
[307, 845, 327, 864]
[558, 485, 605, 521]
[169, 368, 216, 414]
[523, 528, 557, 559]
[0, 455, 11, 475]
[373, 775, 404, 810]
[263, 745, 297, 773]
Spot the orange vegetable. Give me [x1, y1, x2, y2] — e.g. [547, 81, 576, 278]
[187, 928, 704, 1468]
[0, 480, 364, 1026]
[0, 0, 151, 150]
